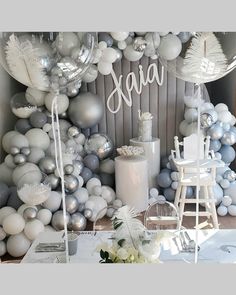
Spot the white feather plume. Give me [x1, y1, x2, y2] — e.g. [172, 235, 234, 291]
[183, 32, 227, 80]
[5, 34, 50, 90]
[112, 206, 146, 248]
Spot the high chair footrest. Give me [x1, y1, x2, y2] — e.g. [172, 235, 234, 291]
[183, 211, 212, 217]
[179, 199, 215, 204]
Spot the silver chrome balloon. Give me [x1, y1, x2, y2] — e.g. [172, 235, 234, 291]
[23, 207, 37, 220]
[39, 157, 56, 174]
[84, 208, 93, 219]
[51, 210, 71, 231]
[64, 174, 79, 193]
[10, 147, 20, 156]
[224, 170, 236, 182]
[65, 195, 79, 214]
[200, 113, 214, 128]
[68, 126, 80, 138]
[13, 153, 27, 165]
[21, 147, 31, 156]
[68, 212, 87, 231]
[221, 131, 236, 146]
[133, 37, 147, 52]
[72, 160, 84, 177]
[64, 164, 74, 175]
[45, 174, 60, 190]
[84, 133, 113, 160]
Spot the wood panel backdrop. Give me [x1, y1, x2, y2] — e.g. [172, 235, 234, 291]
[81, 57, 209, 159]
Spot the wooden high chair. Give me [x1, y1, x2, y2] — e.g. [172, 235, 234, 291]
[171, 134, 219, 229]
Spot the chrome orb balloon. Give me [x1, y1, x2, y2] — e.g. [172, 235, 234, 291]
[10, 147, 20, 156]
[68, 92, 104, 129]
[45, 174, 60, 190]
[39, 157, 56, 174]
[64, 174, 79, 193]
[65, 195, 79, 214]
[84, 208, 93, 219]
[200, 113, 214, 128]
[133, 37, 147, 52]
[84, 133, 113, 160]
[224, 170, 236, 182]
[64, 164, 74, 175]
[51, 210, 71, 231]
[13, 154, 27, 165]
[23, 207, 37, 220]
[20, 147, 31, 156]
[68, 212, 87, 231]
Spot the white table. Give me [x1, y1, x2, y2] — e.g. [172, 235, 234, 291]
[21, 229, 236, 264]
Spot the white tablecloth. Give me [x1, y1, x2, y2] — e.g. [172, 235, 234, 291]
[21, 229, 236, 263]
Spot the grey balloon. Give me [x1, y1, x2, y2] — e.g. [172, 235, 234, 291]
[65, 195, 79, 214]
[29, 111, 47, 128]
[13, 154, 27, 165]
[163, 187, 176, 202]
[157, 171, 172, 188]
[209, 139, 222, 152]
[221, 131, 236, 146]
[64, 175, 79, 193]
[68, 212, 87, 231]
[78, 203, 85, 212]
[15, 119, 32, 134]
[23, 207, 37, 220]
[207, 123, 224, 140]
[99, 172, 114, 187]
[0, 182, 9, 208]
[51, 210, 71, 230]
[80, 167, 93, 184]
[68, 92, 104, 129]
[7, 186, 24, 209]
[45, 174, 60, 190]
[224, 170, 236, 182]
[177, 32, 192, 43]
[68, 126, 80, 138]
[64, 164, 74, 175]
[219, 145, 236, 164]
[98, 32, 113, 47]
[83, 154, 99, 172]
[84, 133, 113, 160]
[39, 157, 56, 174]
[84, 208, 93, 219]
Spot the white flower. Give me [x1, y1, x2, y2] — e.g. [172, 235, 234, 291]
[117, 248, 129, 260]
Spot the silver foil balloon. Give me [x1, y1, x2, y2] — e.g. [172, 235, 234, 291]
[207, 124, 224, 140]
[51, 210, 71, 231]
[23, 207, 37, 220]
[133, 37, 147, 52]
[64, 174, 79, 193]
[84, 208, 93, 219]
[223, 170, 236, 182]
[84, 133, 113, 160]
[200, 113, 214, 128]
[68, 92, 104, 129]
[45, 174, 60, 190]
[65, 195, 79, 214]
[10, 147, 20, 156]
[13, 154, 27, 165]
[21, 147, 31, 156]
[39, 157, 56, 174]
[221, 131, 236, 145]
[68, 212, 87, 231]
[64, 164, 74, 175]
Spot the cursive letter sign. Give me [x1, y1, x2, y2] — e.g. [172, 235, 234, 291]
[107, 63, 164, 114]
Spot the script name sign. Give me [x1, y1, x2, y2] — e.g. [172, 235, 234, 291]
[106, 63, 164, 113]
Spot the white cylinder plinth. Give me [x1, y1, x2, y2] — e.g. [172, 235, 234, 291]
[130, 137, 160, 188]
[115, 155, 149, 213]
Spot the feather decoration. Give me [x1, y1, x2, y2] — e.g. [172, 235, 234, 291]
[5, 34, 50, 90]
[112, 206, 146, 249]
[183, 32, 227, 80]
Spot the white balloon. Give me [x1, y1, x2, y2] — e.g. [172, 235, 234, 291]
[179, 120, 188, 136]
[26, 128, 50, 151]
[222, 196, 232, 207]
[171, 172, 179, 181]
[12, 163, 42, 186]
[37, 209, 52, 225]
[93, 185, 102, 196]
[98, 41, 107, 50]
[149, 188, 159, 199]
[2, 213, 25, 235]
[200, 102, 214, 112]
[230, 115, 236, 126]
[228, 205, 236, 216]
[28, 147, 45, 164]
[25, 87, 47, 106]
[44, 225, 56, 232]
[218, 110, 232, 124]
[184, 108, 198, 123]
[217, 205, 228, 216]
[184, 96, 203, 108]
[98, 61, 112, 75]
[118, 41, 127, 50]
[124, 45, 143, 62]
[101, 186, 116, 204]
[0, 240, 6, 257]
[113, 199, 123, 208]
[2, 131, 19, 153]
[45, 93, 69, 114]
[24, 219, 44, 240]
[4, 154, 16, 169]
[86, 178, 101, 195]
[7, 232, 31, 257]
[82, 65, 98, 83]
[158, 34, 182, 60]
[85, 195, 107, 222]
[159, 32, 169, 36]
[171, 181, 179, 190]
[102, 48, 117, 63]
[9, 134, 29, 151]
[74, 133, 86, 145]
[55, 32, 80, 56]
[42, 191, 62, 212]
[215, 103, 228, 113]
[73, 187, 89, 204]
[110, 32, 129, 41]
[0, 207, 16, 225]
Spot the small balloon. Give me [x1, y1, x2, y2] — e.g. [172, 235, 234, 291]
[23, 207, 37, 220]
[64, 175, 79, 193]
[65, 195, 79, 214]
[51, 210, 71, 230]
[68, 212, 87, 231]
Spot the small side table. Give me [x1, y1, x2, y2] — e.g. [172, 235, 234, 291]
[130, 137, 160, 188]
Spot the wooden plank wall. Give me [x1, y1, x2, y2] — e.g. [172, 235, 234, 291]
[83, 57, 210, 158]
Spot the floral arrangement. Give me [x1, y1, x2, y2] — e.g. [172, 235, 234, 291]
[97, 206, 174, 263]
[117, 145, 144, 157]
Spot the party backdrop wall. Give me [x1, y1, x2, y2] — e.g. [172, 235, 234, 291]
[81, 57, 210, 157]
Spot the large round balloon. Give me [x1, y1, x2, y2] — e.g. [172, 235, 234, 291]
[68, 92, 104, 129]
[159, 32, 236, 83]
[0, 32, 97, 92]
